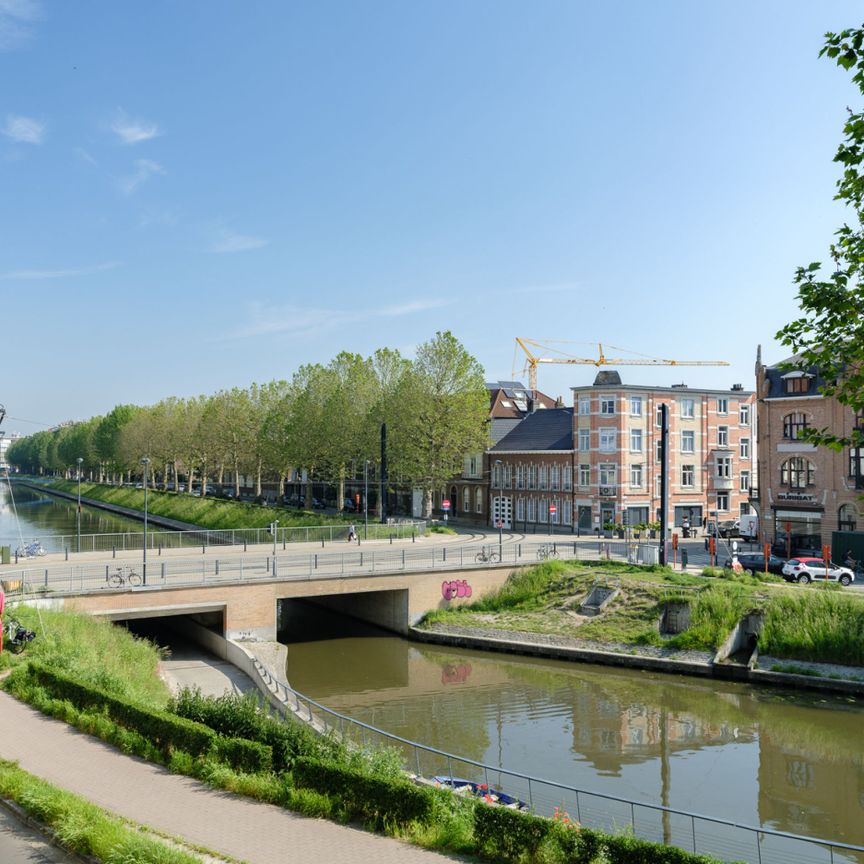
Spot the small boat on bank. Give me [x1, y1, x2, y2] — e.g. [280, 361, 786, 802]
[432, 776, 529, 810]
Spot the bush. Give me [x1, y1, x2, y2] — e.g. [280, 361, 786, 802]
[604, 832, 728, 863]
[473, 805, 552, 862]
[18, 663, 271, 773]
[292, 758, 434, 827]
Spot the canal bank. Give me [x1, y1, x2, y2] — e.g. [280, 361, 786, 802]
[12, 481, 204, 532]
[411, 621, 864, 696]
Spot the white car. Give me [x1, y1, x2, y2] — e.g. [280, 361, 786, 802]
[781, 557, 855, 586]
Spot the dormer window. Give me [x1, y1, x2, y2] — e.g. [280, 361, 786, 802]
[781, 370, 813, 394]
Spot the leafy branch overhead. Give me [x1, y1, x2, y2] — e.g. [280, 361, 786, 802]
[777, 24, 864, 450]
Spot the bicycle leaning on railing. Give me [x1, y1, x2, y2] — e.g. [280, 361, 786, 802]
[105, 565, 142, 588]
[475, 546, 501, 564]
[536, 543, 559, 560]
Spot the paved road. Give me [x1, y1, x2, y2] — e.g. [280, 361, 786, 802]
[0, 806, 80, 864]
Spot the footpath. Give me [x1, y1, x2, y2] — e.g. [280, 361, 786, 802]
[0, 691, 463, 864]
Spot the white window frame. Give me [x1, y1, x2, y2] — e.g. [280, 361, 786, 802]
[717, 491, 729, 512]
[655, 439, 662, 462]
[681, 430, 695, 453]
[538, 464, 548, 490]
[718, 425, 729, 447]
[681, 398, 695, 419]
[740, 470, 750, 492]
[563, 466, 572, 491]
[716, 455, 732, 478]
[630, 429, 643, 452]
[527, 498, 536, 522]
[550, 497, 560, 524]
[739, 404, 750, 426]
[516, 497, 525, 521]
[717, 398, 728, 414]
[655, 405, 663, 427]
[630, 463, 643, 487]
[516, 465, 525, 490]
[579, 464, 590, 487]
[599, 463, 617, 487]
[599, 428, 616, 452]
[475, 488, 483, 513]
[528, 465, 537, 489]
[578, 428, 590, 451]
[681, 464, 694, 487]
[562, 500, 572, 525]
[600, 395, 616, 415]
[550, 464, 560, 490]
[578, 395, 591, 415]
[630, 396, 642, 416]
[538, 498, 548, 523]
[740, 438, 750, 459]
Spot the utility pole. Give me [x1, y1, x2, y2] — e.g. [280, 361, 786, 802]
[380, 423, 388, 524]
[659, 403, 669, 566]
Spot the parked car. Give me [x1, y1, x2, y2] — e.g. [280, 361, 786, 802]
[717, 519, 740, 538]
[723, 552, 786, 576]
[781, 557, 855, 586]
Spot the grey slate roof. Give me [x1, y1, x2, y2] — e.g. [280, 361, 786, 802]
[490, 418, 522, 444]
[491, 408, 574, 452]
[763, 355, 825, 399]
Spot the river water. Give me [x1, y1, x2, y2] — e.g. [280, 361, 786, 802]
[283, 605, 864, 857]
[0, 481, 145, 551]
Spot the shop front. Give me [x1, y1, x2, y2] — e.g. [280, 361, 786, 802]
[772, 505, 823, 557]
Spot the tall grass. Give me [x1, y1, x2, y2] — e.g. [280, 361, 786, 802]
[760, 591, 864, 665]
[0, 759, 205, 863]
[6, 605, 169, 708]
[666, 584, 754, 651]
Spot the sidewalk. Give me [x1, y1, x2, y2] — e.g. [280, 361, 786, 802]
[0, 692, 463, 864]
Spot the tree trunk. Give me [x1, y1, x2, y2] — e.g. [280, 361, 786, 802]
[255, 462, 262, 497]
[424, 488, 433, 519]
[201, 459, 208, 497]
[337, 467, 345, 512]
[233, 457, 240, 496]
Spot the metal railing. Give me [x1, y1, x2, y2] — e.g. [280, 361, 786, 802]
[2, 540, 669, 594]
[250, 660, 864, 864]
[11, 521, 426, 557]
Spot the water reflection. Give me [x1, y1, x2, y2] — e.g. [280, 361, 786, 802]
[283, 606, 864, 847]
[0, 482, 146, 548]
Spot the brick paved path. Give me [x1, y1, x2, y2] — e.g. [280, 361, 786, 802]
[0, 692, 463, 864]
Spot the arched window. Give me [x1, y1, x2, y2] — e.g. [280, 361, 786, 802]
[783, 413, 808, 440]
[462, 487, 471, 512]
[780, 458, 814, 488]
[475, 488, 483, 513]
[839, 504, 857, 532]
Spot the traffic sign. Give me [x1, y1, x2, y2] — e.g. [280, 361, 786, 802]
[549, 504, 557, 515]
[495, 519, 503, 529]
[442, 499, 450, 511]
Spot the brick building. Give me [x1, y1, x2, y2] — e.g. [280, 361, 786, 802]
[754, 351, 863, 554]
[486, 371, 756, 533]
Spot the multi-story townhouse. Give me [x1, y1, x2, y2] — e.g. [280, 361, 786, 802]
[754, 351, 862, 555]
[437, 381, 557, 523]
[571, 372, 756, 533]
[487, 407, 574, 530]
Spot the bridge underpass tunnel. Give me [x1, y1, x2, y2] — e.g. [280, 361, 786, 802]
[277, 588, 409, 643]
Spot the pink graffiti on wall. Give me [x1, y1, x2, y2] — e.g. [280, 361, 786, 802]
[441, 579, 472, 600]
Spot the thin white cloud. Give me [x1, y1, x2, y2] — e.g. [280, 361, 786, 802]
[111, 109, 160, 145]
[0, 261, 120, 281]
[209, 228, 269, 254]
[120, 158, 165, 195]
[228, 297, 451, 341]
[2, 113, 44, 144]
[0, 0, 40, 51]
[505, 281, 582, 296]
[74, 147, 97, 166]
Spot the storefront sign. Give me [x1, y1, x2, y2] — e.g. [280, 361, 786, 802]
[777, 492, 817, 503]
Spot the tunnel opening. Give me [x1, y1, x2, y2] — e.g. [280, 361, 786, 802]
[277, 588, 409, 644]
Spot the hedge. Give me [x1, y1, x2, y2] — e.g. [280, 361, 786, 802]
[21, 662, 272, 774]
[473, 804, 733, 864]
[292, 757, 435, 827]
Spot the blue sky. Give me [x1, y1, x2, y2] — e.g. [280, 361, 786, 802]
[1, 1, 862, 431]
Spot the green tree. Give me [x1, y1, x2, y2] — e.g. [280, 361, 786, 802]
[391, 331, 488, 516]
[778, 25, 864, 451]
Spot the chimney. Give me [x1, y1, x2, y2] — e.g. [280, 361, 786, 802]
[731, 383, 744, 391]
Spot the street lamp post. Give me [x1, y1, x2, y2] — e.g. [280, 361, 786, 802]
[364, 460, 370, 540]
[141, 457, 150, 586]
[491, 459, 503, 557]
[76, 457, 83, 553]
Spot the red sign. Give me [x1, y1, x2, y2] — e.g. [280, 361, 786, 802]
[495, 519, 503, 529]
[442, 499, 450, 511]
[549, 504, 557, 514]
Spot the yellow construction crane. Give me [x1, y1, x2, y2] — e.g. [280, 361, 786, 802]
[514, 338, 729, 393]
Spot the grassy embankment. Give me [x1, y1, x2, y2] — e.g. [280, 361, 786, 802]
[421, 559, 864, 666]
[44, 479, 406, 537]
[0, 604, 731, 863]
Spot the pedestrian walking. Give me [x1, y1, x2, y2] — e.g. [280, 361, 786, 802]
[347, 524, 356, 542]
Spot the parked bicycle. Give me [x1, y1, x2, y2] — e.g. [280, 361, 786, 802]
[16, 541, 47, 558]
[475, 547, 501, 564]
[537, 544, 560, 561]
[4, 619, 36, 653]
[106, 566, 142, 588]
